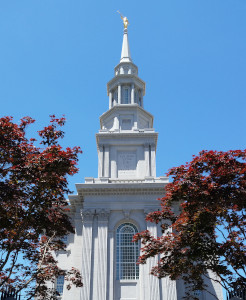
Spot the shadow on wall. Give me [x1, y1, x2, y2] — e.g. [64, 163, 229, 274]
[176, 272, 222, 300]
[227, 288, 246, 300]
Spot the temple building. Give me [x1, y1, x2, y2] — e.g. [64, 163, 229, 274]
[55, 19, 224, 300]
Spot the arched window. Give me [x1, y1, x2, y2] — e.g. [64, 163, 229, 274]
[116, 223, 139, 280]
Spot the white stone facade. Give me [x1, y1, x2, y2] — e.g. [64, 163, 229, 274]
[54, 27, 224, 300]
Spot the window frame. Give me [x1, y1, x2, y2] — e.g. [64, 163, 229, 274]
[56, 274, 65, 297]
[116, 222, 140, 281]
[122, 86, 130, 104]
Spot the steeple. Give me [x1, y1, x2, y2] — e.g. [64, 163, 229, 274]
[106, 15, 146, 110]
[95, 16, 158, 180]
[120, 28, 132, 63]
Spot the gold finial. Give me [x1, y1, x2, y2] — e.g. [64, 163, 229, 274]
[117, 11, 129, 29]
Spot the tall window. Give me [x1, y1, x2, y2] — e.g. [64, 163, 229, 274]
[134, 90, 138, 104]
[123, 87, 129, 104]
[56, 275, 65, 296]
[116, 223, 139, 280]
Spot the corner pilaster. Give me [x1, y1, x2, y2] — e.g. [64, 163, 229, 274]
[80, 209, 94, 300]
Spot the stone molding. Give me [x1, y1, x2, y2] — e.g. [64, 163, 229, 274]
[144, 208, 156, 217]
[81, 208, 95, 222]
[96, 209, 110, 221]
[74, 212, 83, 220]
[123, 209, 131, 219]
[77, 187, 166, 197]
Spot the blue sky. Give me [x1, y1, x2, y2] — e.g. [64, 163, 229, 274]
[0, 0, 246, 193]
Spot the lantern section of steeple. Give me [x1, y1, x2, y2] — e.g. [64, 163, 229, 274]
[107, 27, 146, 109]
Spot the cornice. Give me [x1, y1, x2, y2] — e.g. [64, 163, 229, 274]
[75, 182, 166, 196]
[68, 181, 167, 212]
[107, 74, 146, 95]
[95, 131, 158, 150]
[96, 131, 158, 139]
[99, 104, 154, 122]
[114, 61, 139, 73]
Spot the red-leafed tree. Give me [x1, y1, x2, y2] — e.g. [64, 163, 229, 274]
[134, 150, 246, 299]
[0, 116, 83, 299]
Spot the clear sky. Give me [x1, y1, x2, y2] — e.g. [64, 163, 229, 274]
[1, 0, 246, 193]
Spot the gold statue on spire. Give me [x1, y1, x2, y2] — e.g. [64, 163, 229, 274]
[117, 11, 129, 29]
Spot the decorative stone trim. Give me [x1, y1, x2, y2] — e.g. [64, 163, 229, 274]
[81, 208, 95, 222]
[123, 209, 131, 219]
[78, 187, 165, 196]
[144, 208, 156, 217]
[96, 209, 110, 221]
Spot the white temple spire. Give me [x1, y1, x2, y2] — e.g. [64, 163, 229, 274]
[120, 28, 132, 63]
[117, 12, 132, 63]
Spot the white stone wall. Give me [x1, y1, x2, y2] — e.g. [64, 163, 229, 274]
[55, 188, 224, 300]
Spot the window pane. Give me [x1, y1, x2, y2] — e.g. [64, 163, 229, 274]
[123, 88, 129, 104]
[116, 223, 139, 280]
[56, 275, 65, 296]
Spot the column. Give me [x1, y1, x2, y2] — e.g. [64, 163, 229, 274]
[118, 84, 121, 104]
[151, 143, 156, 177]
[131, 83, 135, 104]
[110, 147, 117, 178]
[71, 212, 83, 299]
[144, 209, 160, 300]
[140, 89, 143, 107]
[98, 145, 104, 177]
[108, 231, 114, 300]
[157, 217, 177, 300]
[80, 209, 94, 300]
[161, 277, 177, 300]
[96, 209, 110, 300]
[144, 144, 150, 177]
[109, 91, 113, 109]
[104, 145, 110, 178]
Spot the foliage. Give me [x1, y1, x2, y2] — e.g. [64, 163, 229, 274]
[134, 150, 246, 299]
[0, 116, 83, 299]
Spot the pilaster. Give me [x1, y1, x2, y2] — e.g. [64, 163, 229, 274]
[110, 147, 117, 179]
[109, 91, 113, 109]
[144, 144, 150, 177]
[108, 230, 114, 300]
[98, 145, 103, 177]
[118, 84, 121, 104]
[150, 143, 156, 177]
[143, 209, 160, 300]
[96, 209, 110, 300]
[104, 145, 110, 177]
[131, 83, 135, 104]
[157, 218, 178, 300]
[80, 209, 94, 300]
